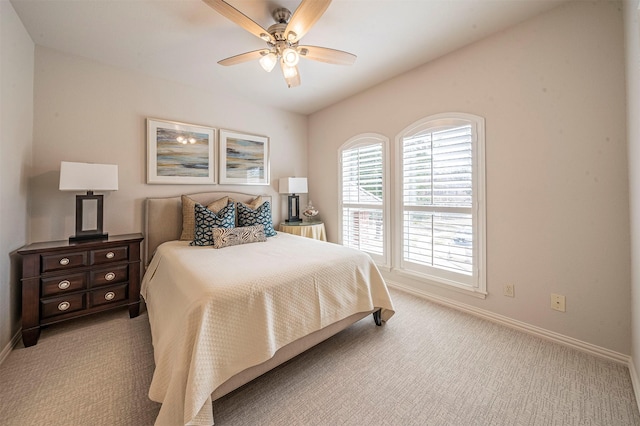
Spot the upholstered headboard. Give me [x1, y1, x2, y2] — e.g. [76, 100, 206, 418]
[144, 192, 271, 266]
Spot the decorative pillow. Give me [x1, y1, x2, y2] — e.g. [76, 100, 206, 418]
[237, 200, 277, 237]
[180, 195, 230, 241]
[233, 195, 262, 226]
[247, 195, 263, 209]
[190, 201, 236, 246]
[212, 225, 266, 249]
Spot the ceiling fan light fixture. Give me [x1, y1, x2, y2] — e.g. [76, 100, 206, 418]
[259, 52, 278, 72]
[281, 63, 298, 79]
[282, 47, 300, 67]
[284, 73, 299, 89]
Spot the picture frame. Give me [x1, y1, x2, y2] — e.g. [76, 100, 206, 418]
[147, 118, 216, 184]
[219, 129, 270, 185]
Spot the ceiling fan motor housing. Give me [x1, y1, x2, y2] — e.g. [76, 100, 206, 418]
[267, 23, 288, 41]
[266, 14, 299, 64]
[272, 7, 291, 24]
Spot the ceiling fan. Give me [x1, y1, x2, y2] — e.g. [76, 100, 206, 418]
[202, 0, 356, 88]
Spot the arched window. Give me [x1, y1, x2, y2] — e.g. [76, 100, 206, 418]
[338, 133, 389, 268]
[396, 113, 486, 294]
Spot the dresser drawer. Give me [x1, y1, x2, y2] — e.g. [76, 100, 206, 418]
[90, 246, 128, 265]
[41, 251, 87, 273]
[90, 284, 127, 307]
[41, 273, 86, 297]
[41, 293, 85, 319]
[90, 264, 128, 287]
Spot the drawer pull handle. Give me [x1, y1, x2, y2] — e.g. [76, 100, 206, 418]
[58, 301, 70, 311]
[104, 291, 116, 301]
[58, 280, 71, 290]
[105, 272, 116, 281]
[59, 258, 70, 266]
[105, 251, 115, 259]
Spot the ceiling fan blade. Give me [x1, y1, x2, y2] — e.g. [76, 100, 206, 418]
[218, 49, 270, 66]
[285, 0, 331, 42]
[298, 46, 356, 65]
[202, 0, 274, 43]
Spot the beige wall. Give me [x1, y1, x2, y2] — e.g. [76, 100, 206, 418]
[309, 1, 630, 354]
[30, 47, 308, 245]
[5, 0, 635, 367]
[624, 0, 640, 386]
[0, 1, 34, 354]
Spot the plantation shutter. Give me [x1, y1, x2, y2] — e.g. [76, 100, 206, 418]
[402, 123, 474, 282]
[341, 142, 384, 258]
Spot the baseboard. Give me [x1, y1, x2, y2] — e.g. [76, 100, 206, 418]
[0, 329, 21, 366]
[387, 280, 631, 366]
[629, 358, 640, 415]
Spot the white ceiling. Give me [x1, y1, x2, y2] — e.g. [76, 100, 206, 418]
[10, 0, 567, 115]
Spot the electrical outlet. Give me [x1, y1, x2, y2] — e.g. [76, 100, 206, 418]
[503, 284, 515, 297]
[551, 293, 566, 312]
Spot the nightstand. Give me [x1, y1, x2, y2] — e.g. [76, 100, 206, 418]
[278, 222, 326, 241]
[17, 233, 144, 347]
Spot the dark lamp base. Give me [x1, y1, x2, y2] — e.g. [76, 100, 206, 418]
[286, 194, 302, 223]
[69, 233, 109, 243]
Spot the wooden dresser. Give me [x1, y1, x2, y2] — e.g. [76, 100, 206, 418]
[17, 233, 144, 347]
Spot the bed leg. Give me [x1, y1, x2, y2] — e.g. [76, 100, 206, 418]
[373, 309, 382, 326]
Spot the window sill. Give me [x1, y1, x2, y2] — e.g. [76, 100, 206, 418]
[391, 269, 487, 299]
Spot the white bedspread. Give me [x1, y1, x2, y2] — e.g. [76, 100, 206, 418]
[141, 233, 395, 425]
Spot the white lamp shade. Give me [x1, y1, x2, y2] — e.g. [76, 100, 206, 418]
[279, 177, 308, 194]
[59, 161, 119, 191]
[259, 52, 277, 72]
[282, 62, 298, 79]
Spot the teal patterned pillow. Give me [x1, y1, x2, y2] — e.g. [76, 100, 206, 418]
[237, 201, 277, 237]
[190, 201, 236, 246]
[212, 225, 266, 249]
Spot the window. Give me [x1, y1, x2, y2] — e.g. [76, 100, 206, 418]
[339, 134, 389, 267]
[396, 113, 486, 295]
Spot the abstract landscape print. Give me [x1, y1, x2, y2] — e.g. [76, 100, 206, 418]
[156, 128, 209, 177]
[220, 130, 269, 185]
[147, 118, 215, 184]
[226, 137, 264, 179]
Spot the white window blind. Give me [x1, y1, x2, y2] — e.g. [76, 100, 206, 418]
[403, 125, 473, 275]
[398, 114, 485, 293]
[339, 135, 388, 266]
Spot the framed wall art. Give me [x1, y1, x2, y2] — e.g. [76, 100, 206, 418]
[219, 129, 270, 185]
[147, 118, 216, 184]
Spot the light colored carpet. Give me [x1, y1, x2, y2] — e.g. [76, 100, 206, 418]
[0, 288, 638, 425]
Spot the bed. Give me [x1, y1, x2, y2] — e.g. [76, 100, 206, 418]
[141, 191, 395, 425]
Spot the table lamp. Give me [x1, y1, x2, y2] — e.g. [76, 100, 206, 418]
[59, 161, 118, 242]
[279, 177, 308, 223]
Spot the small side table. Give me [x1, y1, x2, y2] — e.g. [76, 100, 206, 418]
[279, 221, 326, 241]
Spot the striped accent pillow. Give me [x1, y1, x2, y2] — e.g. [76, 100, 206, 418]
[212, 225, 266, 249]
